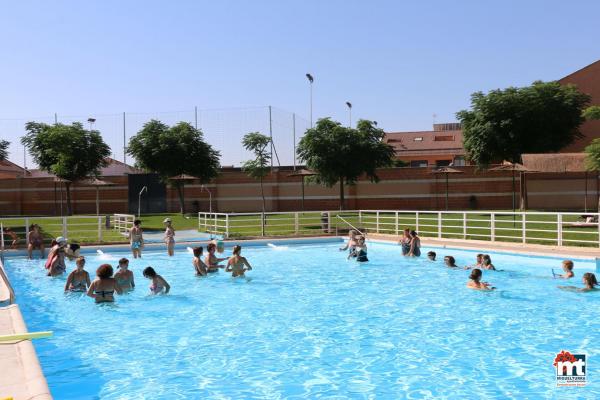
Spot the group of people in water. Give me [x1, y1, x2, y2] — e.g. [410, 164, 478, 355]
[340, 229, 600, 292]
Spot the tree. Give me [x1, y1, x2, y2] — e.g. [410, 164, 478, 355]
[127, 120, 220, 214]
[457, 81, 591, 167]
[0, 140, 9, 161]
[21, 122, 110, 215]
[583, 105, 600, 121]
[241, 132, 271, 214]
[296, 118, 395, 209]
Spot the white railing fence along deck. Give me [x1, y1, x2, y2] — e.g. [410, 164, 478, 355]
[198, 210, 600, 248]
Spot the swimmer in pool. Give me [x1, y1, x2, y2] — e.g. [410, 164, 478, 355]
[553, 260, 574, 279]
[467, 268, 495, 290]
[128, 219, 144, 259]
[464, 254, 484, 270]
[163, 218, 175, 257]
[340, 230, 358, 252]
[481, 254, 496, 271]
[205, 243, 227, 272]
[211, 239, 225, 255]
[348, 235, 368, 262]
[87, 264, 123, 303]
[558, 272, 599, 292]
[64, 256, 91, 292]
[444, 256, 459, 269]
[427, 251, 436, 261]
[192, 246, 208, 276]
[114, 257, 135, 291]
[225, 245, 253, 277]
[143, 266, 170, 295]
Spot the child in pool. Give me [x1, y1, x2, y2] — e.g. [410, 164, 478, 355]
[553, 260, 574, 279]
[464, 254, 484, 270]
[348, 236, 368, 262]
[467, 268, 495, 290]
[205, 243, 228, 272]
[143, 266, 170, 295]
[64, 256, 91, 292]
[225, 245, 253, 277]
[340, 230, 358, 252]
[192, 246, 208, 276]
[481, 254, 496, 271]
[114, 257, 135, 291]
[558, 272, 598, 292]
[427, 251, 436, 261]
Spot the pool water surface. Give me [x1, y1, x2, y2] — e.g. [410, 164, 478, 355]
[5, 241, 600, 399]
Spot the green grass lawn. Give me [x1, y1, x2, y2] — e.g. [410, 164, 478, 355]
[1, 211, 598, 248]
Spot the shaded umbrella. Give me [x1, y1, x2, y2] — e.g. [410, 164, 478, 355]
[169, 174, 198, 214]
[287, 169, 316, 211]
[79, 178, 114, 216]
[431, 167, 463, 211]
[489, 162, 533, 212]
[53, 177, 70, 217]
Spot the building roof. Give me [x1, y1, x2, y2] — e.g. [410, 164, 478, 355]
[0, 159, 26, 177]
[383, 129, 464, 155]
[25, 157, 142, 178]
[521, 153, 587, 172]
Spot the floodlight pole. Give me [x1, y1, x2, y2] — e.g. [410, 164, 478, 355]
[123, 112, 127, 164]
[346, 102, 352, 128]
[306, 73, 314, 127]
[269, 106, 273, 170]
[292, 113, 296, 171]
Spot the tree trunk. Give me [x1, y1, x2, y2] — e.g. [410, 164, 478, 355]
[65, 182, 73, 216]
[176, 182, 185, 215]
[339, 177, 345, 210]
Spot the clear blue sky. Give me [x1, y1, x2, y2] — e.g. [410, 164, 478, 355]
[1, 0, 599, 166]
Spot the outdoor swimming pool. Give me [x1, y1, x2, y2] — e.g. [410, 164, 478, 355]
[4, 240, 600, 399]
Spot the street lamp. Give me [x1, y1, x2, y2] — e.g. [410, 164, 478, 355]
[201, 185, 213, 213]
[306, 73, 314, 127]
[345, 102, 352, 127]
[87, 117, 96, 131]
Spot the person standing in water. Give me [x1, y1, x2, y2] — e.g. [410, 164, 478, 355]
[46, 236, 67, 277]
[553, 260, 574, 279]
[558, 272, 598, 292]
[348, 235, 369, 262]
[87, 264, 123, 303]
[114, 257, 135, 291]
[163, 218, 175, 256]
[467, 268, 495, 290]
[143, 266, 170, 295]
[205, 242, 228, 272]
[128, 219, 144, 259]
[225, 245, 253, 277]
[340, 230, 358, 252]
[64, 256, 91, 292]
[399, 228, 411, 256]
[27, 224, 44, 259]
[192, 247, 208, 276]
[407, 230, 421, 257]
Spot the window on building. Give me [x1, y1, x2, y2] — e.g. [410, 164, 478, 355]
[413, 137, 423, 141]
[434, 135, 454, 141]
[436, 160, 451, 167]
[410, 160, 428, 168]
[453, 156, 466, 166]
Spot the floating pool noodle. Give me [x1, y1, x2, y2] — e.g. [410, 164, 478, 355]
[0, 331, 53, 342]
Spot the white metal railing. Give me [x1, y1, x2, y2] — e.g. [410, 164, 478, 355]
[198, 209, 600, 247]
[0, 214, 136, 246]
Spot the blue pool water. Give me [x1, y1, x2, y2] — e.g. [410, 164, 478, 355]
[4, 241, 600, 399]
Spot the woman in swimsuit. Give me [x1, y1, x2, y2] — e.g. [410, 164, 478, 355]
[163, 218, 175, 257]
[467, 268, 495, 290]
[400, 228, 411, 256]
[558, 272, 599, 292]
[87, 264, 123, 303]
[339, 230, 358, 252]
[192, 247, 208, 276]
[348, 236, 369, 262]
[46, 236, 67, 277]
[143, 266, 170, 295]
[64, 256, 91, 292]
[481, 254, 496, 271]
[27, 224, 44, 259]
[114, 257, 135, 291]
[407, 230, 421, 257]
[444, 256, 459, 269]
[225, 245, 253, 277]
[554, 260, 574, 279]
[205, 243, 227, 273]
[128, 219, 144, 259]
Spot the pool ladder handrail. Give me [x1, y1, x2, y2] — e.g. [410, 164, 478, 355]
[0, 222, 16, 305]
[336, 215, 366, 237]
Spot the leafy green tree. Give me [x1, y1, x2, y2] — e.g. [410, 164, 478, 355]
[457, 81, 591, 167]
[241, 132, 271, 214]
[21, 122, 111, 215]
[127, 120, 220, 214]
[297, 118, 395, 209]
[583, 105, 600, 121]
[0, 139, 9, 161]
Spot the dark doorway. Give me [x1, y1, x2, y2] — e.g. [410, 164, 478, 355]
[128, 174, 167, 214]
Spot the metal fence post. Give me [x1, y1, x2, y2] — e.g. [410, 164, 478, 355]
[395, 211, 399, 236]
[490, 213, 495, 242]
[294, 212, 299, 235]
[437, 212, 442, 238]
[98, 216, 103, 242]
[24, 218, 29, 243]
[415, 211, 419, 234]
[557, 214, 563, 247]
[62, 217, 68, 238]
[376, 211, 380, 233]
[358, 210, 362, 225]
[225, 214, 230, 238]
[463, 212, 467, 239]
